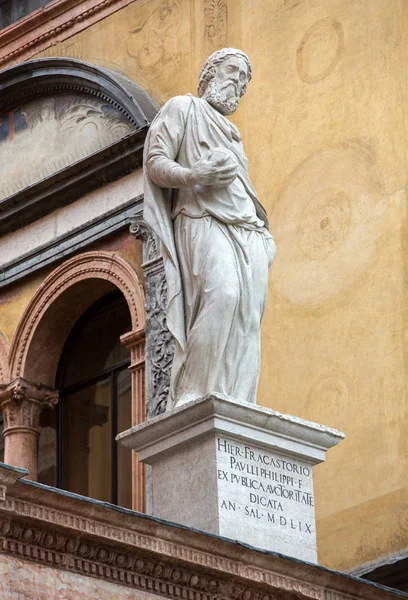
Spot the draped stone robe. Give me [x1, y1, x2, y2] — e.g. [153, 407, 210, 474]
[144, 94, 275, 408]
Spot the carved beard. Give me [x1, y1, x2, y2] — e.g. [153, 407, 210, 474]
[204, 80, 240, 116]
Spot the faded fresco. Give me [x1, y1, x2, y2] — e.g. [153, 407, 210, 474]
[36, 0, 195, 104]
[126, 0, 183, 77]
[0, 94, 135, 199]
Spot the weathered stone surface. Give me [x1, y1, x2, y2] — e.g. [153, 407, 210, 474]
[0, 555, 164, 600]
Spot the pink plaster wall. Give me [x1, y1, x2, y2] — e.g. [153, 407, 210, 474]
[0, 555, 162, 600]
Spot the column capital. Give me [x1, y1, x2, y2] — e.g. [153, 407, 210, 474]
[0, 377, 58, 436]
[120, 328, 145, 350]
[121, 329, 145, 372]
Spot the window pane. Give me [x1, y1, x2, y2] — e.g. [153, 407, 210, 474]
[62, 294, 131, 388]
[63, 378, 111, 502]
[38, 407, 57, 486]
[0, 0, 54, 30]
[117, 368, 132, 509]
[0, 418, 4, 463]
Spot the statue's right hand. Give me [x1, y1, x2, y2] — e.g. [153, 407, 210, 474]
[185, 156, 238, 187]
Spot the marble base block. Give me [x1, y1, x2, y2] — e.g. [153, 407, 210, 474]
[117, 395, 344, 563]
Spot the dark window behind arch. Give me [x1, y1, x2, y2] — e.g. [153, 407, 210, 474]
[0, 1, 54, 30]
[53, 291, 133, 507]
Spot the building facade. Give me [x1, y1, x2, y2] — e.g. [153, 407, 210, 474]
[0, 0, 407, 595]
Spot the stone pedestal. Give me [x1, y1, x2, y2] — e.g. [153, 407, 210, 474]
[117, 395, 344, 563]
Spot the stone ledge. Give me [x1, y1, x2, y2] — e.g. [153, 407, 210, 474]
[0, 462, 28, 501]
[117, 394, 344, 464]
[0, 462, 404, 600]
[0, 197, 143, 289]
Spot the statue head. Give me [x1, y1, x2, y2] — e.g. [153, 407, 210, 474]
[197, 48, 252, 116]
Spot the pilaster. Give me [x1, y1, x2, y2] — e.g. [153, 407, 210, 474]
[121, 329, 146, 512]
[130, 215, 175, 418]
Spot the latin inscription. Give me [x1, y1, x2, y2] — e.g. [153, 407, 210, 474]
[216, 438, 315, 536]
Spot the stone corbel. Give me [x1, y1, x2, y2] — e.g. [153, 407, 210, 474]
[130, 215, 160, 264]
[0, 378, 58, 481]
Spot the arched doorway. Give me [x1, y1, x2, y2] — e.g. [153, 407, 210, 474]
[0, 334, 8, 464]
[48, 291, 133, 507]
[7, 252, 146, 510]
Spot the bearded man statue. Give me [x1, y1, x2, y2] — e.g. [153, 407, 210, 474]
[144, 48, 276, 409]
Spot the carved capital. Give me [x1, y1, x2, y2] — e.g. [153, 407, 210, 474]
[121, 328, 145, 350]
[130, 215, 160, 263]
[0, 378, 58, 436]
[121, 329, 145, 371]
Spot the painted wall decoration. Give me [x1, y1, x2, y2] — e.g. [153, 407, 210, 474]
[126, 0, 182, 78]
[296, 18, 344, 84]
[204, 0, 228, 55]
[270, 143, 387, 307]
[0, 94, 135, 199]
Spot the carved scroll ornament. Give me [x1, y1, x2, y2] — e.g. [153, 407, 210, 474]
[130, 216, 175, 417]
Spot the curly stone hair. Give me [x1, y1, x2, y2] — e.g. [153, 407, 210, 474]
[197, 48, 252, 98]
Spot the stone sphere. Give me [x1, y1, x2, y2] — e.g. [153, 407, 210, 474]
[207, 147, 238, 169]
[206, 147, 238, 188]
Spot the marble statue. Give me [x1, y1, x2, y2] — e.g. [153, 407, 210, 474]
[143, 48, 276, 408]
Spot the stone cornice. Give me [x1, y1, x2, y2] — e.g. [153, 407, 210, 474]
[0, 464, 404, 600]
[0, 0, 136, 69]
[0, 128, 147, 237]
[0, 196, 143, 289]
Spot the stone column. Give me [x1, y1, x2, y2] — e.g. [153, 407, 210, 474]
[0, 378, 58, 481]
[121, 329, 146, 512]
[130, 215, 175, 418]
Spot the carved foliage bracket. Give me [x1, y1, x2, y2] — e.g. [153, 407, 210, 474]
[130, 215, 175, 417]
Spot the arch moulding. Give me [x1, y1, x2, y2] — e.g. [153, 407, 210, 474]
[9, 251, 145, 382]
[0, 57, 157, 236]
[0, 334, 10, 384]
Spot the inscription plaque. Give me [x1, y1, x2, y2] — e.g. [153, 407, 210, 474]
[215, 437, 316, 559]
